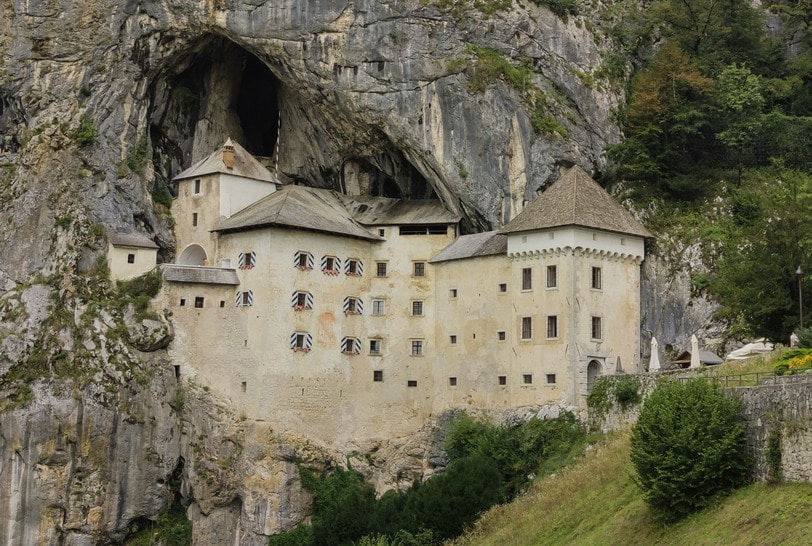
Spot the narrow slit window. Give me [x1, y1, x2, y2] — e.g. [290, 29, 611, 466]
[522, 267, 532, 290]
[521, 317, 532, 340]
[547, 265, 557, 288]
[592, 267, 602, 290]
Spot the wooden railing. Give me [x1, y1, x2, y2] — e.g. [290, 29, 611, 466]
[678, 369, 812, 388]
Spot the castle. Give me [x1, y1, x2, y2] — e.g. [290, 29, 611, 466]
[139, 139, 650, 447]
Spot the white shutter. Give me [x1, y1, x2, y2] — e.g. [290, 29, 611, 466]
[320, 255, 327, 271]
[238, 253, 245, 269]
[334, 257, 342, 271]
[235, 291, 242, 307]
[340, 337, 348, 352]
[305, 333, 313, 350]
[290, 332, 298, 349]
[248, 252, 256, 268]
[291, 291, 299, 307]
[354, 338, 361, 354]
[357, 260, 363, 276]
[307, 253, 314, 269]
[306, 292, 314, 309]
[342, 296, 350, 314]
[293, 251, 301, 268]
[356, 298, 364, 315]
[246, 290, 253, 306]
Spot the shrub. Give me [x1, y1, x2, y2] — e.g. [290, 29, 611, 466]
[74, 114, 97, 146]
[630, 379, 750, 523]
[773, 348, 812, 375]
[796, 326, 812, 348]
[613, 376, 642, 409]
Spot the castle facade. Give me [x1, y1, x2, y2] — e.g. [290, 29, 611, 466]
[154, 140, 650, 448]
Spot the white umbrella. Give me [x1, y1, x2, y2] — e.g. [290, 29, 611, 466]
[649, 337, 661, 372]
[690, 334, 701, 369]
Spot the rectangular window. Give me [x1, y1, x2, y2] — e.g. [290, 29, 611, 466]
[522, 267, 532, 290]
[497, 331, 506, 341]
[179, 298, 186, 307]
[235, 290, 253, 307]
[449, 377, 458, 386]
[521, 317, 532, 340]
[291, 332, 312, 352]
[407, 380, 418, 387]
[193, 179, 201, 194]
[547, 316, 558, 339]
[192, 212, 198, 227]
[498, 375, 507, 386]
[547, 265, 557, 288]
[449, 288, 458, 299]
[411, 339, 424, 356]
[345, 297, 361, 315]
[413, 262, 425, 277]
[292, 291, 313, 310]
[523, 374, 533, 385]
[376, 262, 388, 277]
[378, 228, 385, 237]
[239, 251, 256, 270]
[498, 283, 507, 293]
[373, 370, 383, 382]
[449, 335, 457, 344]
[372, 299, 385, 316]
[369, 339, 382, 355]
[546, 374, 557, 385]
[592, 316, 602, 340]
[346, 258, 362, 276]
[219, 300, 225, 308]
[194, 296, 204, 308]
[592, 267, 602, 290]
[341, 337, 361, 355]
[322, 255, 339, 274]
[412, 300, 424, 316]
[295, 251, 313, 270]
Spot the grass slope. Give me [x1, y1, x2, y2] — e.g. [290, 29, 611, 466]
[451, 432, 812, 546]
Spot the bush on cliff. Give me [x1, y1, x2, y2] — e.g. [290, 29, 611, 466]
[630, 379, 750, 523]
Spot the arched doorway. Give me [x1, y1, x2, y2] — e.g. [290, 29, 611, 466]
[587, 360, 603, 393]
[178, 244, 207, 266]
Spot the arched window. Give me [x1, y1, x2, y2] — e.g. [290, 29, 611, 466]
[587, 360, 603, 393]
[178, 244, 207, 266]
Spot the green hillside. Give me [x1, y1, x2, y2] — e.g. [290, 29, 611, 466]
[451, 432, 812, 546]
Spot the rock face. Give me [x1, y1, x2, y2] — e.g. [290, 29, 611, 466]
[0, 1, 716, 544]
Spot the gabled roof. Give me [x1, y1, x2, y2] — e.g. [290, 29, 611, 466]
[173, 139, 276, 183]
[429, 231, 507, 263]
[162, 264, 241, 285]
[214, 185, 382, 241]
[108, 231, 159, 250]
[673, 350, 724, 366]
[500, 165, 652, 238]
[338, 195, 461, 226]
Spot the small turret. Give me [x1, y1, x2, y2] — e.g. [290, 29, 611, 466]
[222, 138, 235, 169]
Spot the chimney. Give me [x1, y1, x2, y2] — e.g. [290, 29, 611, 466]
[222, 138, 235, 169]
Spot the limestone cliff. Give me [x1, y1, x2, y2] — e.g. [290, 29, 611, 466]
[0, 0, 710, 543]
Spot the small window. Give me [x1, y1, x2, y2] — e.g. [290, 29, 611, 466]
[292, 291, 313, 310]
[522, 267, 532, 290]
[241, 381, 246, 393]
[546, 374, 557, 385]
[373, 370, 383, 382]
[192, 212, 198, 227]
[413, 262, 425, 277]
[219, 300, 225, 308]
[295, 251, 313, 270]
[193, 179, 201, 194]
[376, 262, 388, 277]
[407, 380, 418, 387]
[344, 296, 363, 315]
[194, 296, 204, 308]
[322, 255, 340, 275]
[239, 251, 256, 270]
[521, 317, 532, 340]
[179, 298, 186, 307]
[497, 331, 506, 342]
[291, 332, 312, 352]
[372, 299, 385, 316]
[547, 316, 558, 339]
[449, 377, 457, 386]
[592, 267, 602, 290]
[235, 290, 253, 307]
[620, 238, 626, 246]
[449, 335, 457, 344]
[369, 339, 382, 355]
[341, 337, 361, 355]
[412, 300, 424, 316]
[547, 265, 557, 288]
[345, 258, 363, 276]
[498, 283, 507, 293]
[498, 375, 507, 386]
[449, 288, 458, 299]
[127, 253, 135, 264]
[521, 235, 528, 243]
[411, 339, 423, 356]
[378, 228, 385, 237]
[592, 316, 602, 340]
[523, 374, 533, 385]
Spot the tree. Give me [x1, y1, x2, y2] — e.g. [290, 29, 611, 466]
[630, 379, 750, 523]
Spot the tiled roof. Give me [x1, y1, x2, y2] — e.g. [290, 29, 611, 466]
[339, 195, 461, 225]
[500, 165, 652, 238]
[108, 232, 159, 249]
[162, 264, 241, 285]
[173, 139, 276, 183]
[214, 185, 382, 241]
[429, 231, 507, 263]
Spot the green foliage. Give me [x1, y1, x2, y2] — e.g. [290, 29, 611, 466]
[129, 501, 191, 545]
[55, 214, 73, 229]
[766, 427, 783, 483]
[268, 524, 313, 546]
[529, 0, 579, 19]
[630, 379, 750, 523]
[797, 327, 812, 349]
[614, 376, 642, 409]
[772, 348, 812, 375]
[126, 134, 151, 173]
[74, 114, 97, 147]
[116, 268, 162, 316]
[464, 46, 535, 97]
